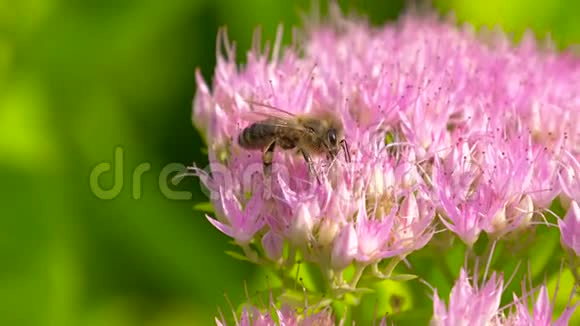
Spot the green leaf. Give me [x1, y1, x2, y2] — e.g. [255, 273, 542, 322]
[278, 289, 333, 308]
[387, 274, 418, 282]
[278, 289, 303, 305]
[333, 287, 375, 296]
[224, 250, 253, 262]
[193, 202, 214, 213]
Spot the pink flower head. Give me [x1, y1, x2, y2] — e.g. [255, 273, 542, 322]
[558, 200, 580, 256]
[503, 282, 579, 326]
[432, 268, 504, 326]
[299, 308, 336, 326]
[527, 144, 561, 209]
[207, 187, 265, 246]
[434, 127, 558, 243]
[560, 151, 580, 203]
[215, 287, 338, 326]
[353, 195, 398, 264]
[434, 141, 486, 246]
[476, 129, 536, 237]
[331, 222, 358, 271]
[192, 1, 580, 293]
[392, 191, 436, 257]
[499, 270, 580, 326]
[397, 81, 453, 160]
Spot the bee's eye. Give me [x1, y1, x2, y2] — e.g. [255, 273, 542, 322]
[328, 129, 337, 145]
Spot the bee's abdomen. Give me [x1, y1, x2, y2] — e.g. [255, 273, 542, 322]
[238, 122, 278, 149]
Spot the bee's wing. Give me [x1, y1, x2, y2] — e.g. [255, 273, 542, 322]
[239, 113, 308, 132]
[237, 110, 291, 123]
[250, 114, 308, 131]
[244, 99, 297, 118]
[235, 98, 309, 132]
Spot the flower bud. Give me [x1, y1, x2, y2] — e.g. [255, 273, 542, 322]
[331, 224, 358, 271]
[400, 193, 419, 223]
[488, 205, 507, 236]
[262, 230, 284, 261]
[289, 204, 314, 246]
[559, 200, 580, 256]
[368, 167, 385, 198]
[317, 218, 340, 248]
[513, 194, 534, 230]
[398, 193, 419, 241]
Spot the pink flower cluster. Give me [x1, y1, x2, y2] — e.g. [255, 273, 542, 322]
[214, 286, 391, 326]
[432, 266, 578, 326]
[215, 300, 337, 326]
[192, 3, 580, 295]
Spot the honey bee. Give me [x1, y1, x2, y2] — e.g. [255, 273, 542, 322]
[237, 100, 351, 184]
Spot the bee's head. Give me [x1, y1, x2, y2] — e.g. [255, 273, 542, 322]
[325, 127, 340, 158]
[315, 111, 350, 162]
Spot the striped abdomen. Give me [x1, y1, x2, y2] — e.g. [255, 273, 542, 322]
[238, 121, 280, 149]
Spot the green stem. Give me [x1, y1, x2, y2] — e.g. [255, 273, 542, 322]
[465, 244, 476, 270]
[372, 262, 382, 277]
[318, 258, 335, 294]
[286, 246, 296, 268]
[383, 257, 401, 278]
[335, 269, 345, 288]
[242, 244, 260, 263]
[480, 238, 499, 273]
[349, 263, 367, 288]
[566, 250, 580, 292]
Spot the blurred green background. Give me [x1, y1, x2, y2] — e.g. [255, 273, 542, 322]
[1, 0, 580, 325]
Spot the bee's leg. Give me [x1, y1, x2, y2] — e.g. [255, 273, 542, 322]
[263, 140, 276, 178]
[300, 149, 321, 185]
[340, 139, 351, 162]
[262, 141, 276, 198]
[327, 151, 336, 162]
